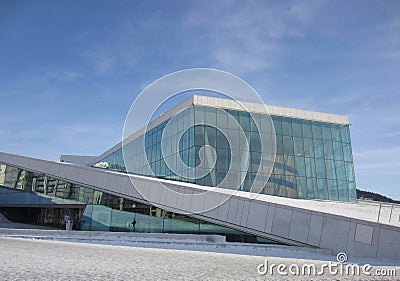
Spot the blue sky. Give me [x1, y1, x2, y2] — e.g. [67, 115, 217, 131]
[0, 0, 399, 199]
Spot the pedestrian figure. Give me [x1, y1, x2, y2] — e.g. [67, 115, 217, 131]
[131, 218, 137, 231]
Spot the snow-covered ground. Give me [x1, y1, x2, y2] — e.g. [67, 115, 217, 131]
[0, 236, 398, 280]
[0, 215, 398, 280]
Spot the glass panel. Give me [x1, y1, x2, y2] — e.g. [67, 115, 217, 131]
[273, 155, 284, 175]
[194, 125, 205, 146]
[260, 114, 273, 134]
[314, 139, 324, 159]
[249, 131, 261, 152]
[284, 155, 295, 176]
[331, 124, 341, 142]
[333, 141, 344, 161]
[291, 119, 302, 137]
[321, 124, 332, 141]
[188, 126, 194, 148]
[294, 156, 306, 177]
[205, 107, 217, 125]
[296, 176, 308, 199]
[302, 120, 313, 139]
[335, 161, 346, 181]
[249, 114, 259, 133]
[226, 109, 239, 127]
[307, 177, 317, 199]
[325, 159, 337, 180]
[315, 158, 327, 179]
[182, 108, 191, 130]
[228, 129, 240, 151]
[293, 137, 304, 157]
[216, 130, 229, 149]
[303, 138, 314, 157]
[276, 135, 284, 155]
[283, 135, 294, 155]
[311, 122, 322, 140]
[337, 180, 349, 201]
[180, 149, 190, 167]
[272, 116, 282, 135]
[251, 151, 262, 170]
[216, 170, 227, 185]
[194, 106, 206, 124]
[217, 109, 228, 129]
[305, 157, 316, 178]
[317, 178, 328, 200]
[171, 117, 178, 135]
[328, 179, 339, 200]
[204, 126, 216, 147]
[341, 125, 351, 143]
[323, 141, 334, 160]
[345, 161, 355, 182]
[343, 143, 353, 162]
[177, 114, 184, 134]
[216, 149, 229, 170]
[348, 182, 357, 202]
[282, 117, 292, 136]
[163, 214, 200, 234]
[239, 111, 251, 132]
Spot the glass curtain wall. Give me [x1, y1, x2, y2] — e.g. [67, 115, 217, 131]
[0, 163, 274, 243]
[94, 105, 356, 202]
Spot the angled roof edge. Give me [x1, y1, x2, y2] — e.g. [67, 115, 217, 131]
[88, 95, 350, 166]
[192, 95, 349, 125]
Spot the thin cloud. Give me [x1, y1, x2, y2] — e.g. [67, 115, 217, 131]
[354, 147, 400, 176]
[182, 1, 325, 75]
[63, 72, 85, 79]
[84, 47, 116, 75]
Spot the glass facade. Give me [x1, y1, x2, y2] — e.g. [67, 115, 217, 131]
[0, 163, 276, 243]
[95, 105, 357, 202]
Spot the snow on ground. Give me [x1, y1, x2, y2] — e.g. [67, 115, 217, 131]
[0, 228, 397, 266]
[0, 237, 398, 280]
[0, 218, 398, 280]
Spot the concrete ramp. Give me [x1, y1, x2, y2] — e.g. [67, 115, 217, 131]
[0, 152, 399, 260]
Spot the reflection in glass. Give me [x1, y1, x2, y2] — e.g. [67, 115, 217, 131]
[93, 105, 357, 202]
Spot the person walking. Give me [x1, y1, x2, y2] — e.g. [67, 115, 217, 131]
[131, 218, 137, 231]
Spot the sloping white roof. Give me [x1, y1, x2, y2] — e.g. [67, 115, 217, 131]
[192, 95, 349, 125]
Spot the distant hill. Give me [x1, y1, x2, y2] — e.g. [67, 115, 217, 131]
[357, 189, 400, 204]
